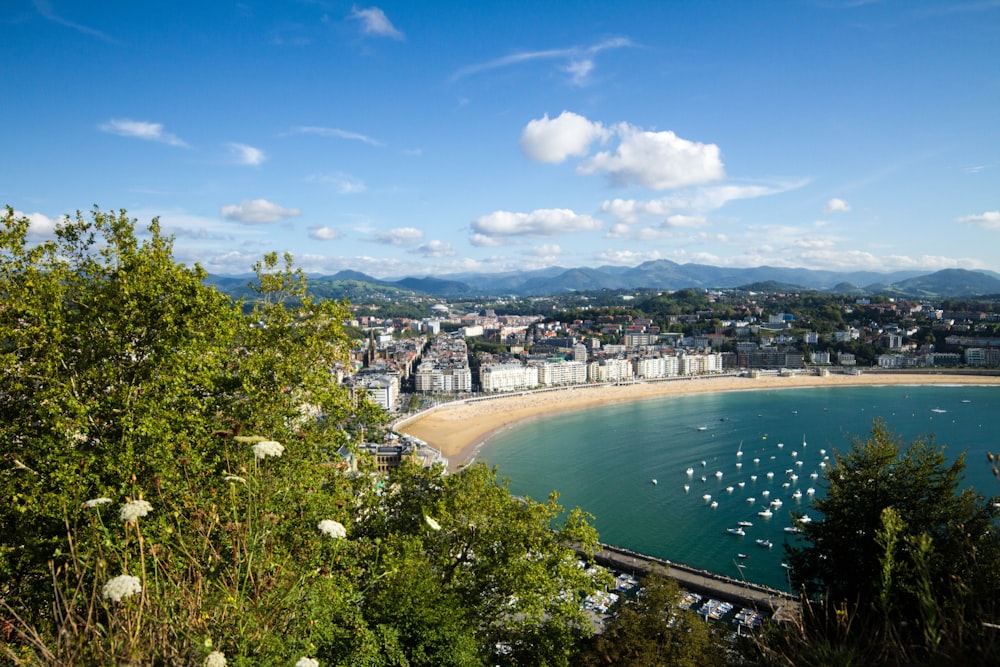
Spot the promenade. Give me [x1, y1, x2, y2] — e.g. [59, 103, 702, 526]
[590, 542, 801, 622]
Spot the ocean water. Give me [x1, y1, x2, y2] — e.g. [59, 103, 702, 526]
[480, 384, 1000, 591]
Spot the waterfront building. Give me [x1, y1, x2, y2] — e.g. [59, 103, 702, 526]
[480, 362, 540, 392]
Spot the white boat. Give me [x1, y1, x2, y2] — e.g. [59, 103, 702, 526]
[771, 498, 783, 508]
[810, 472, 819, 479]
[651, 479, 658, 485]
[777, 442, 784, 449]
[750, 475, 757, 482]
[703, 494, 712, 502]
[684, 484, 690, 492]
[726, 527, 745, 536]
[738, 481, 746, 488]
[686, 467, 694, 476]
[761, 490, 770, 498]
[766, 471, 774, 479]
[806, 487, 815, 495]
[784, 526, 802, 533]
[798, 514, 813, 523]
[756, 539, 773, 548]
[698, 425, 708, 431]
[715, 471, 724, 478]
[819, 448, 826, 455]
[758, 508, 773, 518]
[790, 474, 798, 482]
[737, 520, 753, 527]
[931, 408, 947, 414]
[746, 497, 756, 503]
[792, 489, 802, 500]
[735, 462, 742, 469]
[791, 451, 798, 458]
[753, 457, 760, 464]
[726, 486, 734, 493]
[736, 441, 743, 456]
[782, 482, 791, 488]
[710, 501, 719, 508]
[795, 460, 804, 467]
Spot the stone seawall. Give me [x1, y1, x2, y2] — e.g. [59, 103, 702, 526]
[591, 542, 800, 621]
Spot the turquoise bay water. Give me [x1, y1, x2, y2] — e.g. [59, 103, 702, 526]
[480, 384, 1000, 591]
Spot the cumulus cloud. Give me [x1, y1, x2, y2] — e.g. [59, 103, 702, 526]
[308, 226, 341, 240]
[413, 240, 455, 257]
[580, 124, 725, 190]
[374, 227, 424, 246]
[957, 210, 1000, 230]
[100, 118, 188, 147]
[824, 197, 851, 213]
[228, 142, 266, 166]
[520, 111, 609, 163]
[471, 208, 601, 242]
[350, 7, 404, 40]
[469, 233, 506, 248]
[220, 199, 301, 224]
[525, 244, 563, 257]
[7, 209, 63, 236]
[288, 126, 383, 146]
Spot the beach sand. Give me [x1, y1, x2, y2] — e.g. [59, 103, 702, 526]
[396, 372, 1000, 470]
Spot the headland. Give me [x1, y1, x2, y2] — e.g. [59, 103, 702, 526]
[396, 370, 1000, 470]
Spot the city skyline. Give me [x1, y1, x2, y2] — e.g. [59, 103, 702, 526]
[3, 0, 999, 278]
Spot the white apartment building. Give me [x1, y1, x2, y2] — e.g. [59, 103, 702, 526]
[480, 362, 539, 392]
[414, 364, 473, 392]
[357, 374, 400, 410]
[634, 355, 680, 379]
[587, 358, 634, 383]
[535, 360, 587, 386]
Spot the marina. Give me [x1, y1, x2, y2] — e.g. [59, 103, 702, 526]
[484, 383, 1000, 591]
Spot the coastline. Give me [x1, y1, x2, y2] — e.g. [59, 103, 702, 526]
[397, 371, 1000, 471]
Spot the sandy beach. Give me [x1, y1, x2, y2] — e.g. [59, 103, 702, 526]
[396, 371, 1000, 470]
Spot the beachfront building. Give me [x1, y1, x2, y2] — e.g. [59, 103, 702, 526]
[535, 359, 587, 386]
[587, 358, 634, 383]
[354, 373, 400, 411]
[634, 355, 681, 379]
[966, 347, 1000, 367]
[480, 362, 540, 392]
[414, 335, 473, 393]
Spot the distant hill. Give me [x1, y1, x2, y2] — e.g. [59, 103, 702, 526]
[205, 263, 1000, 300]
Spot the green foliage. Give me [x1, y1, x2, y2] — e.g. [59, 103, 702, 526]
[574, 573, 727, 667]
[768, 419, 1000, 665]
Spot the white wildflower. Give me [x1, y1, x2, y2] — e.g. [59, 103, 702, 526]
[318, 519, 347, 538]
[223, 475, 246, 484]
[424, 515, 441, 531]
[204, 651, 227, 667]
[83, 497, 112, 508]
[101, 574, 142, 602]
[252, 440, 284, 460]
[295, 658, 319, 667]
[119, 499, 153, 522]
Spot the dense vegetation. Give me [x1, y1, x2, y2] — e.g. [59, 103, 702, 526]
[4, 207, 999, 665]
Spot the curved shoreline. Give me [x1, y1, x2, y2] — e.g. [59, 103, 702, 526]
[397, 371, 1000, 470]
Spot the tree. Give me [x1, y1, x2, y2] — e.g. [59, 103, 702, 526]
[352, 461, 606, 666]
[574, 572, 726, 667]
[777, 419, 1000, 664]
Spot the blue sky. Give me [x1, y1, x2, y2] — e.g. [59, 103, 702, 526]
[3, 1, 999, 278]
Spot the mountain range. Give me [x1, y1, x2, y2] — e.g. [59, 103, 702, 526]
[208, 261, 1000, 300]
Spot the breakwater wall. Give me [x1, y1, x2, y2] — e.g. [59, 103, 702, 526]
[591, 542, 800, 620]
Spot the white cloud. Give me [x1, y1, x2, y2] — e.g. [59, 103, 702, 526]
[469, 233, 506, 248]
[350, 7, 404, 40]
[374, 227, 424, 246]
[600, 181, 807, 225]
[7, 209, 63, 236]
[525, 244, 563, 257]
[957, 210, 1000, 230]
[580, 123, 725, 190]
[824, 197, 851, 213]
[471, 208, 602, 241]
[220, 199, 301, 224]
[413, 240, 455, 257]
[450, 36, 632, 85]
[308, 172, 366, 194]
[664, 214, 709, 228]
[308, 226, 341, 240]
[100, 118, 188, 147]
[228, 142, 266, 166]
[33, 0, 113, 42]
[520, 111, 609, 163]
[593, 248, 664, 266]
[288, 126, 383, 146]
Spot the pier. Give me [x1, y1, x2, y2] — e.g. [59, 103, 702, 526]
[590, 542, 800, 622]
